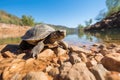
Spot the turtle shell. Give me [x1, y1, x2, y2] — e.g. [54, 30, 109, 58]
[21, 24, 55, 41]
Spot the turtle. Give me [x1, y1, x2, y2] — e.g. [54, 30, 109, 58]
[19, 24, 67, 58]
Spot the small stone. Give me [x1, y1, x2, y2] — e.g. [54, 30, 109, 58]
[57, 47, 67, 56]
[23, 71, 48, 80]
[2, 51, 16, 58]
[92, 43, 100, 47]
[94, 53, 104, 63]
[86, 58, 97, 68]
[78, 53, 87, 62]
[69, 52, 81, 64]
[48, 67, 59, 77]
[45, 66, 53, 72]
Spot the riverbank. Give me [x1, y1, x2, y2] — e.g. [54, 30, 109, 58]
[0, 23, 30, 38]
[0, 43, 120, 80]
[84, 11, 120, 31]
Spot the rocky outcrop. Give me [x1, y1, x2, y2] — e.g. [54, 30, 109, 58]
[0, 43, 120, 80]
[84, 11, 120, 31]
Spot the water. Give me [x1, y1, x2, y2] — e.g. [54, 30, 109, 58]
[0, 29, 120, 46]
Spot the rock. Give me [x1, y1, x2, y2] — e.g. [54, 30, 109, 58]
[90, 64, 109, 80]
[94, 53, 104, 63]
[59, 62, 96, 80]
[57, 54, 69, 65]
[98, 44, 106, 49]
[92, 43, 100, 47]
[69, 46, 92, 55]
[48, 67, 59, 77]
[0, 54, 3, 61]
[57, 47, 67, 56]
[101, 53, 120, 72]
[38, 49, 54, 60]
[59, 62, 72, 79]
[23, 71, 48, 80]
[84, 11, 120, 31]
[86, 58, 97, 68]
[99, 48, 109, 56]
[1, 51, 16, 58]
[90, 47, 99, 53]
[107, 43, 117, 49]
[78, 52, 88, 62]
[69, 52, 81, 64]
[17, 53, 26, 59]
[10, 73, 24, 80]
[44, 65, 53, 72]
[106, 71, 120, 80]
[2, 59, 25, 79]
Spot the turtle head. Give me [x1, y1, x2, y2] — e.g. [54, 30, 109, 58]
[49, 30, 66, 43]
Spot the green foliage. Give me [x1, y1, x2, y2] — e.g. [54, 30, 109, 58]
[96, 0, 120, 21]
[85, 19, 92, 27]
[0, 10, 35, 26]
[106, 0, 120, 17]
[95, 9, 106, 21]
[0, 10, 22, 25]
[77, 24, 84, 31]
[21, 15, 35, 26]
[106, 0, 120, 10]
[106, 6, 120, 17]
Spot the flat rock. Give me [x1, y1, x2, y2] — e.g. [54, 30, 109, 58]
[69, 46, 92, 55]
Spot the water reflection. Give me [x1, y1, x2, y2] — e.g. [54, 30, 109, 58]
[0, 29, 119, 45]
[86, 28, 120, 44]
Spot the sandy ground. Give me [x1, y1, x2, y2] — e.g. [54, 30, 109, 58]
[0, 23, 31, 38]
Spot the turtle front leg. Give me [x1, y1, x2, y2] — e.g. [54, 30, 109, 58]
[58, 41, 68, 50]
[31, 41, 44, 58]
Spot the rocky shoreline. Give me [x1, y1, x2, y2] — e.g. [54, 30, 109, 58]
[84, 11, 120, 32]
[0, 43, 120, 80]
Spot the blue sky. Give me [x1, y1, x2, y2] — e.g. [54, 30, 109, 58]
[0, 0, 106, 27]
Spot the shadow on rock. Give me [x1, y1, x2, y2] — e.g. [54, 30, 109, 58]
[0, 44, 31, 59]
[1, 44, 19, 54]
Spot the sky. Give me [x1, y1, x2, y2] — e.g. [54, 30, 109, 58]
[0, 0, 106, 28]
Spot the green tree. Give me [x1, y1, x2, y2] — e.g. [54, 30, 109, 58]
[106, 0, 120, 16]
[95, 9, 106, 21]
[106, 0, 120, 10]
[21, 15, 35, 26]
[85, 19, 92, 27]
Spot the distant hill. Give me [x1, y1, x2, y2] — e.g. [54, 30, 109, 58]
[0, 10, 76, 34]
[0, 10, 22, 25]
[47, 24, 76, 35]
